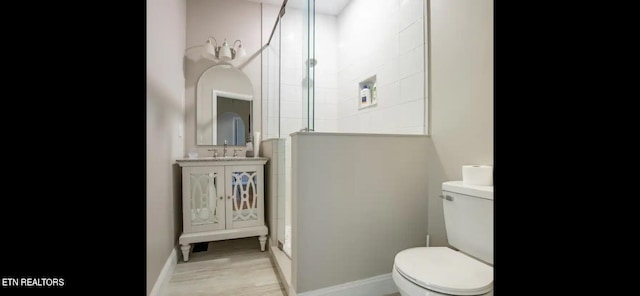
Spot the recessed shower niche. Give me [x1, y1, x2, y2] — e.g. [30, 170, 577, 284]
[358, 75, 377, 109]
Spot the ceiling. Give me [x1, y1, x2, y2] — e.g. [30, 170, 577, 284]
[248, 0, 351, 16]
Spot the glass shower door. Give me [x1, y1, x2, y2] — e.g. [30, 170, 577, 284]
[272, 0, 314, 258]
[302, 0, 315, 132]
[262, 0, 315, 259]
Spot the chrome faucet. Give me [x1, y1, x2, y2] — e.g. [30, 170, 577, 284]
[223, 140, 228, 157]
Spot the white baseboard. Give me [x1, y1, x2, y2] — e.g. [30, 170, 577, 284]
[269, 245, 293, 295]
[149, 247, 178, 296]
[296, 273, 397, 296]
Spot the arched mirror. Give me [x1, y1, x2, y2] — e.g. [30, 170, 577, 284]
[196, 64, 253, 146]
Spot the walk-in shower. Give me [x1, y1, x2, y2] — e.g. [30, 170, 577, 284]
[262, 0, 427, 260]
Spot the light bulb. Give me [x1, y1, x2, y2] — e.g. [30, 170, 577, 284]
[202, 39, 216, 60]
[219, 40, 232, 60]
[237, 44, 247, 58]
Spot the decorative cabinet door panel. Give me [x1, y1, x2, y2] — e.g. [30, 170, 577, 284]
[226, 165, 264, 229]
[183, 166, 226, 233]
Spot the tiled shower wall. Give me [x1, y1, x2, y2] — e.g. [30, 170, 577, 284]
[336, 0, 426, 134]
[265, 0, 426, 136]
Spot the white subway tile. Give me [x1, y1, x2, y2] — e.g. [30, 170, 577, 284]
[399, 44, 425, 78]
[385, 105, 402, 129]
[282, 65, 303, 85]
[282, 51, 302, 69]
[282, 85, 303, 102]
[314, 119, 338, 132]
[399, 0, 424, 31]
[398, 52, 413, 79]
[377, 10, 399, 39]
[337, 67, 350, 84]
[337, 84, 350, 102]
[269, 124, 278, 139]
[337, 100, 349, 119]
[315, 88, 327, 104]
[377, 81, 401, 108]
[342, 63, 357, 82]
[414, 44, 425, 72]
[326, 89, 338, 104]
[316, 72, 338, 89]
[338, 95, 357, 118]
[400, 71, 425, 103]
[336, 117, 344, 131]
[387, 33, 400, 60]
[281, 100, 302, 118]
[349, 114, 363, 133]
[315, 102, 338, 120]
[368, 35, 397, 70]
[377, 58, 399, 86]
[399, 18, 424, 55]
[364, 112, 378, 133]
[281, 118, 302, 135]
[397, 99, 425, 128]
[369, 108, 386, 132]
[339, 115, 356, 132]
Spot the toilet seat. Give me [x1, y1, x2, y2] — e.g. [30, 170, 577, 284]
[394, 247, 493, 295]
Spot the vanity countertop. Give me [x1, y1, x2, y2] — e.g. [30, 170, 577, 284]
[176, 157, 269, 163]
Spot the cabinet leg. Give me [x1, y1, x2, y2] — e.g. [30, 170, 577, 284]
[259, 235, 267, 252]
[181, 244, 191, 261]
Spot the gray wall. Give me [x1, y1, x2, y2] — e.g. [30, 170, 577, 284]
[427, 0, 494, 246]
[146, 0, 186, 293]
[291, 133, 429, 293]
[185, 0, 263, 155]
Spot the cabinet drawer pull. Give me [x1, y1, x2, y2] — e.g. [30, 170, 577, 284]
[219, 196, 223, 200]
[227, 196, 231, 199]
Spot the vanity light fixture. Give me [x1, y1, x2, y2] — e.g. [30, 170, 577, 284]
[202, 37, 247, 61]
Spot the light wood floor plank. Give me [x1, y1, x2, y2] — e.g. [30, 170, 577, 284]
[168, 237, 286, 296]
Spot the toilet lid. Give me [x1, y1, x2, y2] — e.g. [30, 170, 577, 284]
[394, 247, 493, 295]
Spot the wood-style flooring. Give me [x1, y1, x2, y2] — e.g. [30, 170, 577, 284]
[168, 237, 286, 296]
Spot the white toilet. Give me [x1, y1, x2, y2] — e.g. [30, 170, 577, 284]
[392, 181, 494, 296]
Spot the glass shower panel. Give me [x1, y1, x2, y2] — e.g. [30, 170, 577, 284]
[279, 2, 300, 259]
[302, 0, 315, 131]
[262, 14, 281, 140]
[261, 3, 287, 254]
[261, 0, 315, 259]
[273, 0, 313, 258]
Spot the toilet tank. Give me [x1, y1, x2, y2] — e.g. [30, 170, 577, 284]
[442, 181, 493, 265]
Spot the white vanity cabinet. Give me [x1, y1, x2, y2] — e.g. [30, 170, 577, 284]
[176, 158, 269, 261]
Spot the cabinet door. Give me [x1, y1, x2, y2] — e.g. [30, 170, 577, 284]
[183, 166, 226, 233]
[225, 165, 264, 229]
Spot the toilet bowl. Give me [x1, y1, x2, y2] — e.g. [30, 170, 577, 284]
[393, 247, 493, 296]
[392, 181, 494, 296]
